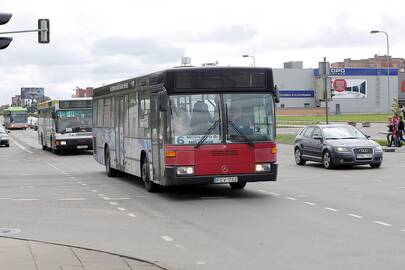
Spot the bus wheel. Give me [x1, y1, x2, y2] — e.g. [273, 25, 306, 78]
[52, 147, 59, 154]
[6, 144, 10, 147]
[105, 147, 117, 177]
[41, 136, 47, 150]
[229, 182, 246, 190]
[142, 160, 159, 193]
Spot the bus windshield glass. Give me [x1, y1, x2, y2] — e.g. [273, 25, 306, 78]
[10, 113, 27, 123]
[170, 94, 221, 145]
[56, 109, 92, 134]
[225, 93, 275, 143]
[169, 93, 275, 145]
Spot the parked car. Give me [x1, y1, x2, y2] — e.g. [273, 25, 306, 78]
[0, 126, 10, 147]
[294, 124, 383, 169]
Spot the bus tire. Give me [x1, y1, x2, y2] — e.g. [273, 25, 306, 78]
[41, 135, 47, 150]
[6, 144, 10, 147]
[229, 182, 246, 190]
[142, 160, 159, 193]
[105, 147, 117, 177]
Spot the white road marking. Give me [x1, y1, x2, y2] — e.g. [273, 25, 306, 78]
[11, 139, 33, 154]
[285, 196, 297, 201]
[196, 261, 207, 265]
[347, 213, 363, 219]
[117, 207, 126, 211]
[398, 187, 405, 189]
[81, 183, 87, 186]
[57, 198, 86, 201]
[324, 207, 339, 212]
[46, 162, 65, 173]
[374, 221, 392, 227]
[0, 198, 11, 200]
[13, 199, 39, 201]
[69, 177, 76, 180]
[104, 197, 132, 200]
[103, 197, 110, 200]
[303, 201, 316, 206]
[91, 190, 98, 193]
[161, 236, 174, 242]
[77, 181, 82, 184]
[109, 201, 118, 206]
[401, 229, 405, 232]
[257, 190, 280, 196]
[174, 244, 185, 249]
[127, 213, 136, 217]
[98, 194, 105, 197]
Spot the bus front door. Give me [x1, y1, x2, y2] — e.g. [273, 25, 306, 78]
[150, 93, 165, 183]
[115, 97, 125, 171]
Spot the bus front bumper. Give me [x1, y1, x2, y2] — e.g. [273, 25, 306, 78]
[55, 138, 93, 151]
[164, 164, 278, 186]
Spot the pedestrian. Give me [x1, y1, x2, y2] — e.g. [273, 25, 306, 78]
[397, 116, 405, 147]
[386, 117, 394, 147]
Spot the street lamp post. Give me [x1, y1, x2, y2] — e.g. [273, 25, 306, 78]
[242, 54, 256, 67]
[370, 30, 390, 112]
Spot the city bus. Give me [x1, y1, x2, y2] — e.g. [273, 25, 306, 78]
[3, 107, 28, 129]
[93, 67, 279, 192]
[37, 98, 93, 153]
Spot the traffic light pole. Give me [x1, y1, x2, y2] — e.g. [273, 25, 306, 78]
[323, 57, 329, 125]
[0, 29, 47, 35]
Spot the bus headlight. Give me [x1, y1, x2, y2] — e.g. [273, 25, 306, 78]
[255, 163, 272, 172]
[176, 166, 194, 176]
[59, 141, 67, 145]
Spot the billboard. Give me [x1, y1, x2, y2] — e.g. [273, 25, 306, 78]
[331, 79, 367, 99]
[21, 87, 45, 101]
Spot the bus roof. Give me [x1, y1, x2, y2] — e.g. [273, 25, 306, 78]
[4, 106, 27, 112]
[93, 67, 274, 98]
[37, 98, 92, 111]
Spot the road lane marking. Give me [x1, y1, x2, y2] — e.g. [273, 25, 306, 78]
[104, 197, 132, 200]
[257, 190, 280, 196]
[103, 197, 110, 200]
[196, 261, 207, 265]
[91, 190, 98, 193]
[57, 198, 86, 201]
[324, 207, 339, 212]
[401, 229, 405, 232]
[81, 183, 87, 186]
[11, 139, 33, 154]
[13, 199, 39, 201]
[374, 221, 392, 227]
[161, 236, 174, 242]
[398, 187, 405, 189]
[303, 201, 316, 206]
[174, 244, 185, 249]
[127, 213, 136, 217]
[117, 207, 126, 211]
[109, 202, 118, 206]
[285, 196, 297, 201]
[347, 213, 363, 219]
[98, 194, 105, 197]
[46, 162, 65, 173]
[0, 198, 11, 200]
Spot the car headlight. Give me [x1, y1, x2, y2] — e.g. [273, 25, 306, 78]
[255, 163, 272, 172]
[176, 166, 194, 175]
[335, 146, 350, 152]
[375, 146, 383, 152]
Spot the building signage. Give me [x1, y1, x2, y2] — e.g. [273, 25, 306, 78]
[314, 68, 398, 76]
[331, 78, 367, 98]
[279, 90, 315, 98]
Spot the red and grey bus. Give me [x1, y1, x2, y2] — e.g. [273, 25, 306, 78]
[92, 67, 279, 192]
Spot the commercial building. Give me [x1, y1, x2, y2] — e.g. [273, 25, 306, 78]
[274, 61, 404, 114]
[72, 87, 93, 98]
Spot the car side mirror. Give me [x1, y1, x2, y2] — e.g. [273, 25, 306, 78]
[159, 90, 168, 112]
[313, 136, 323, 142]
[365, 135, 371, 139]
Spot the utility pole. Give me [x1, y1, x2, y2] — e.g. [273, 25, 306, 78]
[319, 57, 331, 124]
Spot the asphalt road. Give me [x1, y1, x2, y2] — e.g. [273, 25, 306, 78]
[1, 129, 405, 270]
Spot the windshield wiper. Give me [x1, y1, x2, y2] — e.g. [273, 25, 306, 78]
[228, 120, 254, 147]
[195, 120, 220, 148]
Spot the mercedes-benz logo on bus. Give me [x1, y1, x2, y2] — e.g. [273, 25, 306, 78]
[221, 165, 229, 173]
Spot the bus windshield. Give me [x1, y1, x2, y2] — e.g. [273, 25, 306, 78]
[169, 93, 275, 145]
[10, 113, 27, 123]
[56, 109, 92, 134]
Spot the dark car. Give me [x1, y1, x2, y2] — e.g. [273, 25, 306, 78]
[294, 124, 383, 169]
[0, 126, 10, 147]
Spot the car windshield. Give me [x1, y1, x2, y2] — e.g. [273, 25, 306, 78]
[322, 126, 366, 139]
[56, 109, 92, 133]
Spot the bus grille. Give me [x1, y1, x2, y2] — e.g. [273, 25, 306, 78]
[210, 150, 239, 156]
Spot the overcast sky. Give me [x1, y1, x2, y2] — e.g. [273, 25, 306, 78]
[1, 0, 404, 105]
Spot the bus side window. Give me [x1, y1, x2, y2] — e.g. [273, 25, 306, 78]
[139, 91, 150, 137]
[129, 93, 139, 137]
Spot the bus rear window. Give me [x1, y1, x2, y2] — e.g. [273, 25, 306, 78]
[175, 71, 266, 90]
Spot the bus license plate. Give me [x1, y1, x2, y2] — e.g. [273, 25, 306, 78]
[213, 176, 238, 184]
[357, 153, 372, 159]
[77, 145, 88, 149]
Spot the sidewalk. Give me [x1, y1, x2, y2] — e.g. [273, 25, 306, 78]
[0, 236, 165, 270]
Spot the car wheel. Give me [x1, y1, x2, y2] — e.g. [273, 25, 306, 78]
[294, 147, 306, 165]
[6, 144, 10, 147]
[105, 147, 117, 177]
[323, 150, 334, 169]
[370, 162, 382, 168]
[142, 160, 159, 192]
[230, 182, 246, 190]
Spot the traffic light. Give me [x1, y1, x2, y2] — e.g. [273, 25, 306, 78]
[0, 13, 13, 50]
[38, 19, 49, 43]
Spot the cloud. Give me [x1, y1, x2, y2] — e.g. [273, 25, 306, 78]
[92, 37, 185, 64]
[190, 24, 257, 43]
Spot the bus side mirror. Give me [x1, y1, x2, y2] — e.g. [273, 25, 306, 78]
[273, 85, 280, 103]
[159, 91, 168, 111]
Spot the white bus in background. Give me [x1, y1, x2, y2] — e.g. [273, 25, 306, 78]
[37, 98, 93, 153]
